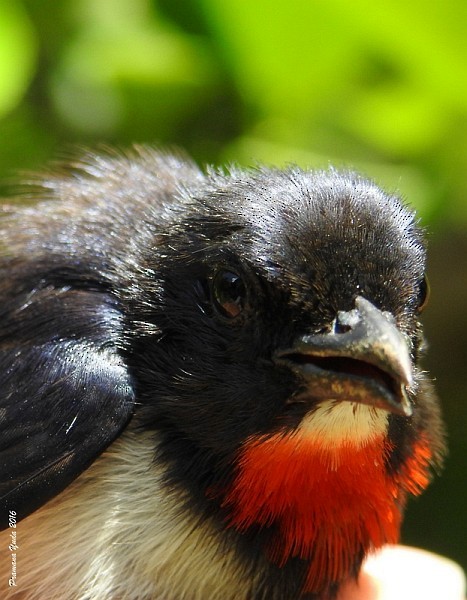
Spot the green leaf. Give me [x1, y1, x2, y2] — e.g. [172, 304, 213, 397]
[0, 1, 36, 117]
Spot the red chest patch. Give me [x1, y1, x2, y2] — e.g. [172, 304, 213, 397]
[221, 431, 432, 594]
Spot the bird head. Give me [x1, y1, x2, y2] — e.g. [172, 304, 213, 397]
[125, 165, 443, 596]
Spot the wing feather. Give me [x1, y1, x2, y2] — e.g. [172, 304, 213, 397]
[0, 287, 135, 528]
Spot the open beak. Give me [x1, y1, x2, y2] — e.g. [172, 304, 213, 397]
[275, 296, 414, 417]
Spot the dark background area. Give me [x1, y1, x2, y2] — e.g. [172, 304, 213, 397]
[0, 0, 465, 571]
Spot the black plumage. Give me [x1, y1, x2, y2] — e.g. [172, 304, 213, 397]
[0, 148, 444, 599]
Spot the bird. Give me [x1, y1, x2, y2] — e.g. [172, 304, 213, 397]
[0, 147, 445, 599]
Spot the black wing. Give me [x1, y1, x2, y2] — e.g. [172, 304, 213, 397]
[0, 284, 135, 529]
[0, 147, 206, 530]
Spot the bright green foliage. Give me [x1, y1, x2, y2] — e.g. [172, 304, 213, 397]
[1, 0, 466, 225]
[0, 2, 36, 117]
[202, 0, 467, 222]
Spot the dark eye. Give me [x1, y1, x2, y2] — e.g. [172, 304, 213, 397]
[212, 270, 247, 319]
[417, 275, 430, 313]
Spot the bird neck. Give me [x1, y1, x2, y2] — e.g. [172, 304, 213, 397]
[221, 429, 432, 595]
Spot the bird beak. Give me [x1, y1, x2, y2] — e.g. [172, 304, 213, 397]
[275, 296, 414, 417]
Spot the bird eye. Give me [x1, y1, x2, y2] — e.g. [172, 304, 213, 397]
[417, 275, 430, 313]
[212, 270, 247, 319]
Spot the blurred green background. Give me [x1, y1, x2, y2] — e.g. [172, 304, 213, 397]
[0, 0, 465, 571]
